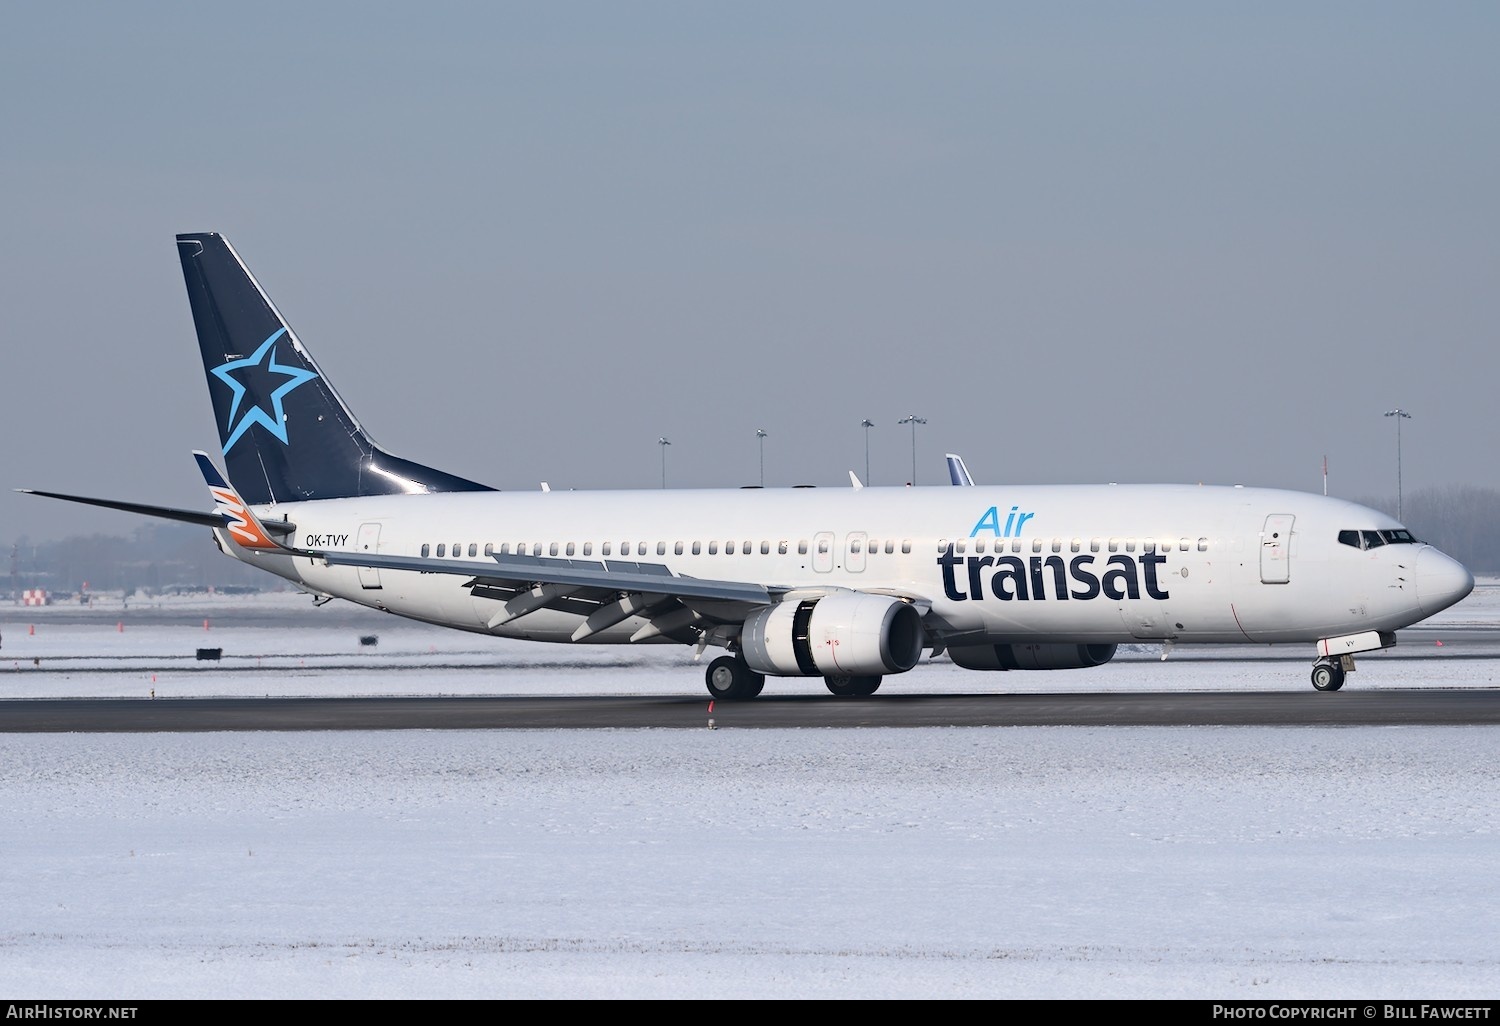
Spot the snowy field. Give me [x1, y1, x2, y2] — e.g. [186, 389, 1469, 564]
[0, 583, 1498, 999]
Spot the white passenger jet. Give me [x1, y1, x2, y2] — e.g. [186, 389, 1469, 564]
[22, 233, 1476, 698]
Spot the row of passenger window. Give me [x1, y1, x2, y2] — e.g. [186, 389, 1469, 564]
[417, 535, 1213, 560]
[942, 537, 1211, 555]
[420, 538, 918, 559]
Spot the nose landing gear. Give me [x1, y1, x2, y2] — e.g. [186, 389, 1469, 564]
[1311, 657, 1348, 692]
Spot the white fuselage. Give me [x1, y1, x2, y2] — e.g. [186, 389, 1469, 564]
[218, 482, 1471, 650]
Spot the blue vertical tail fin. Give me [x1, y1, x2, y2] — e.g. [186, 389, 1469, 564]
[176, 233, 494, 505]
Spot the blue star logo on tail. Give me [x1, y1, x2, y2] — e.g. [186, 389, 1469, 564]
[211, 328, 319, 453]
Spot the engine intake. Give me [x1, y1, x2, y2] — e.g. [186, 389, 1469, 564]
[741, 593, 924, 677]
[947, 643, 1118, 671]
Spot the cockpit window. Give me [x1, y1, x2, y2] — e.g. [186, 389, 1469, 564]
[1340, 528, 1421, 550]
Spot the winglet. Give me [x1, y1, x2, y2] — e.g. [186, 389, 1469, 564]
[849, 471, 864, 490]
[946, 453, 975, 487]
[194, 450, 286, 550]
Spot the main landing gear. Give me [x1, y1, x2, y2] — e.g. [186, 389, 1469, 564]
[705, 655, 765, 701]
[824, 674, 882, 697]
[1311, 657, 1347, 692]
[702, 657, 885, 699]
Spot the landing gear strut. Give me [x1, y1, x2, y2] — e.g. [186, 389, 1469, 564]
[1311, 658, 1346, 692]
[705, 655, 765, 700]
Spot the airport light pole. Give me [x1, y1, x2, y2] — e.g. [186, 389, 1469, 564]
[658, 437, 671, 489]
[860, 419, 874, 485]
[897, 415, 926, 485]
[756, 428, 767, 487]
[1384, 409, 1411, 520]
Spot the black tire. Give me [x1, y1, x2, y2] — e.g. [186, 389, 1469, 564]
[825, 674, 882, 697]
[706, 655, 765, 701]
[1311, 662, 1345, 692]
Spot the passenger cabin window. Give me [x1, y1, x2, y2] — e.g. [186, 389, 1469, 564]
[436, 544, 446, 557]
[484, 543, 493, 557]
[675, 542, 684, 555]
[901, 540, 911, 554]
[799, 541, 809, 555]
[779, 541, 789, 555]
[421, 544, 430, 557]
[583, 542, 593, 556]
[709, 542, 719, 554]
[692, 542, 702, 555]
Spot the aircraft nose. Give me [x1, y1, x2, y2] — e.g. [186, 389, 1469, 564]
[1415, 546, 1475, 617]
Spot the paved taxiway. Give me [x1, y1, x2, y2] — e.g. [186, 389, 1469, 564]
[8, 686, 1500, 731]
[6, 594, 1499, 731]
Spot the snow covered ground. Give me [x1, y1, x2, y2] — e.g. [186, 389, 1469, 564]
[1, 583, 1497, 999]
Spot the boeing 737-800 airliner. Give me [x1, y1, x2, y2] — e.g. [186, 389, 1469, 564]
[22, 233, 1476, 699]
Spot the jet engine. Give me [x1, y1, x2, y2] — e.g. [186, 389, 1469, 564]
[740, 593, 925, 677]
[946, 643, 1118, 671]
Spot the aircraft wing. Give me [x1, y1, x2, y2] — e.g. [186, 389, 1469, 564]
[308, 548, 778, 606]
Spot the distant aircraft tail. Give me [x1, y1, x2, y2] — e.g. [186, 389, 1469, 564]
[176, 233, 495, 505]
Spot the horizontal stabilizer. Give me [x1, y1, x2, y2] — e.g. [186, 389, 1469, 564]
[18, 488, 230, 531]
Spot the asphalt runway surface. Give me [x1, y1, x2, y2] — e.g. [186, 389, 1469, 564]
[5, 602, 1500, 731]
[6, 688, 1500, 731]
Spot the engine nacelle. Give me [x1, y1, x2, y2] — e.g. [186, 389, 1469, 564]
[947, 643, 1118, 671]
[741, 593, 925, 677]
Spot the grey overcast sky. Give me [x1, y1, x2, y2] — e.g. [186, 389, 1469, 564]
[3, 2, 1497, 545]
